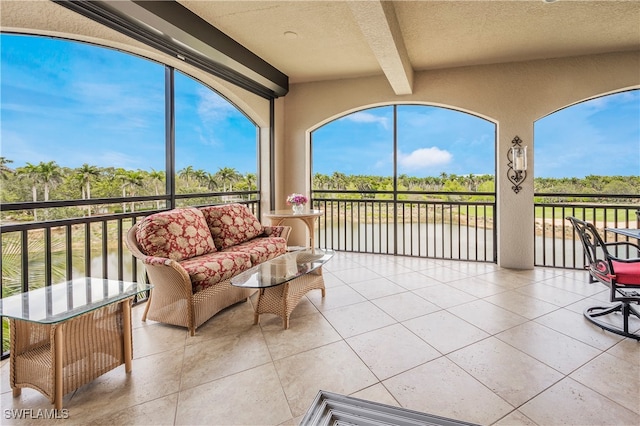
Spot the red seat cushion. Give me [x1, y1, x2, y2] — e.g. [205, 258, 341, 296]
[221, 237, 287, 264]
[611, 260, 640, 286]
[179, 252, 252, 293]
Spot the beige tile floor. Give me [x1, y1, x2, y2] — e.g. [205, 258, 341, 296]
[2, 252, 639, 425]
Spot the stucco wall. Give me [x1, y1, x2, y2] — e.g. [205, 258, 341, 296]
[279, 51, 640, 268]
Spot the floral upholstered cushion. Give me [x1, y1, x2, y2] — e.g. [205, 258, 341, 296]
[136, 208, 216, 261]
[200, 204, 264, 250]
[221, 237, 287, 264]
[179, 252, 252, 293]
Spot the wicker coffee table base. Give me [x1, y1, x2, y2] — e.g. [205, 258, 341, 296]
[253, 269, 326, 329]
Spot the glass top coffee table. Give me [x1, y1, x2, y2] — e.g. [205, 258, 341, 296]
[231, 248, 334, 328]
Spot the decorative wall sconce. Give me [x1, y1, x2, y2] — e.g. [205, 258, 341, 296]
[507, 136, 527, 193]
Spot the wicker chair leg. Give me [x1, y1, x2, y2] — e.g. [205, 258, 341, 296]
[141, 292, 152, 322]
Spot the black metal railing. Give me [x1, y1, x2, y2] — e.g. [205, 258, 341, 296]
[312, 190, 497, 262]
[0, 192, 260, 356]
[534, 194, 640, 269]
[3, 188, 638, 355]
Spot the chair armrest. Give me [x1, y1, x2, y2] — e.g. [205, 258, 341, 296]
[125, 224, 192, 295]
[143, 256, 174, 266]
[608, 255, 640, 263]
[604, 241, 640, 261]
[604, 241, 640, 250]
[262, 225, 292, 241]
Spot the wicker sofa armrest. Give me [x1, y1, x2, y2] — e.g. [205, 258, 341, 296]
[143, 256, 173, 266]
[125, 222, 198, 332]
[262, 225, 291, 241]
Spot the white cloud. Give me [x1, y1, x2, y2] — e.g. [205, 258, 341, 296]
[343, 111, 389, 128]
[398, 147, 452, 170]
[197, 89, 235, 122]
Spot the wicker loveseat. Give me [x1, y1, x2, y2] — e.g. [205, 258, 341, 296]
[125, 203, 290, 335]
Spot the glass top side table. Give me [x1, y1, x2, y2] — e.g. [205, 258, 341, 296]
[1, 277, 151, 323]
[1, 277, 151, 409]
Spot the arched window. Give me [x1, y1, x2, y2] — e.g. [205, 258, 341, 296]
[311, 104, 496, 260]
[312, 105, 495, 194]
[533, 89, 639, 268]
[174, 71, 258, 204]
[534, 90, 640, 193]
[1, 34, 165, 211]
[0, 34, 259, 216]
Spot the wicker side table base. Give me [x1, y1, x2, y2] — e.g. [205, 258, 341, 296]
[253, 269, 326, 329]
[10, 298, 133, 409]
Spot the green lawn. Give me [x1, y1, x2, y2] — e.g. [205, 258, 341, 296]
[535, 206, 638, 223]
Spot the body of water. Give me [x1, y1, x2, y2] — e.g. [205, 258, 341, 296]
[316, 223, 586, 267]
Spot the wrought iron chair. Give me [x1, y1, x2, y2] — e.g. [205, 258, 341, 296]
[567, 216, 640, 340]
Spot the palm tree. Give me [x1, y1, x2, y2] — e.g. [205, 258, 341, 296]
[116, 169, 144, 212]
[37, 161, 62, 202]
[354, 176, 374, 199]
[16, 163, 40, 202]
[205, 172, 221, 191]
[313, 173, 329, 190]
[467, 173, 478, 192]
[16, 162, 41, 220]
[216, 167, 240, 192]
[75, 163, 100, 215]
[244, 173, 257, 191]
[0, 157, 14, 179]
[193, 169, 208, 188]
[1, 232, 69, 351]
[331, 171, 347, 191]
[398, 174, 409, 189]
[148, 169, 165, 209]
[178, 166, 195, 185]
[75, 164, 100, 199]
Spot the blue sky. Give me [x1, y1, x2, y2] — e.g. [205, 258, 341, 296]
[312, 105, 496, 177]
[535, 91, 640, 178]
[2, 34, 639, 179]
[1, 34, 256, 175]
[313, 93, 640, 178]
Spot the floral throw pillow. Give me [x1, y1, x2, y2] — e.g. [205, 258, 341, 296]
[200, 204, 264, 250]
[136, 208, 216, 261]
